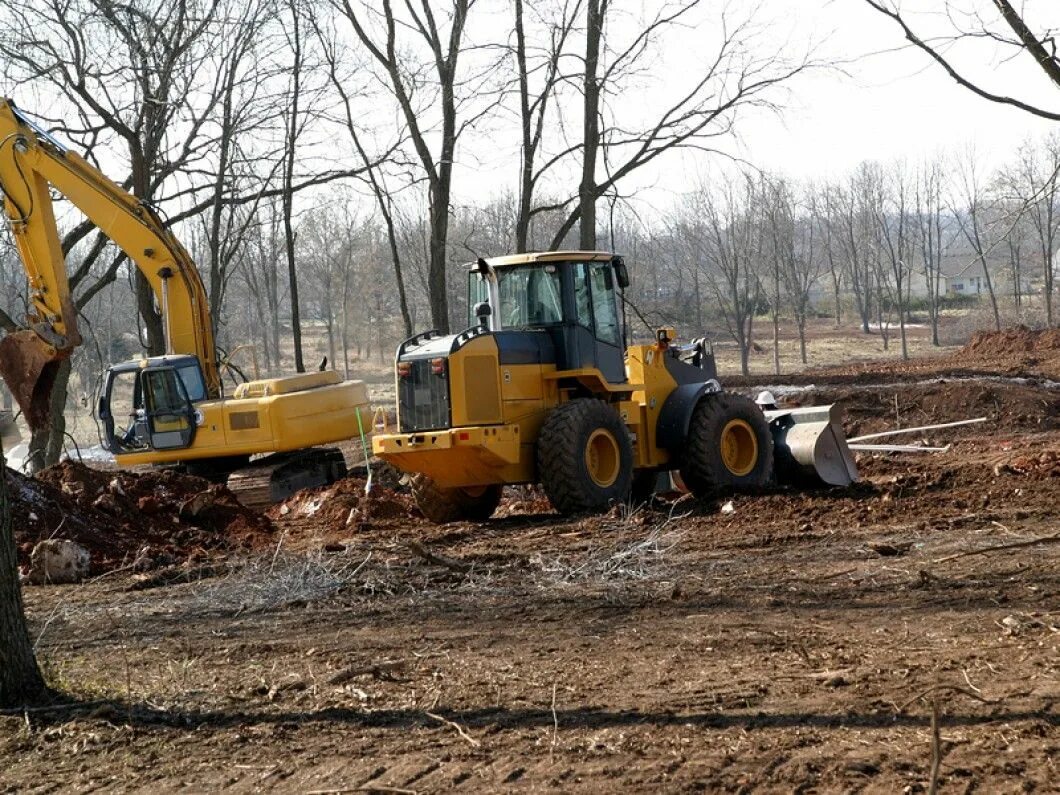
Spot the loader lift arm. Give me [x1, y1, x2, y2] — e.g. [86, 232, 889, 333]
[0, 98, 219, 428]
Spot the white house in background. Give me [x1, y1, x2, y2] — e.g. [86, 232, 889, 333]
[941, 250, 1036, 297]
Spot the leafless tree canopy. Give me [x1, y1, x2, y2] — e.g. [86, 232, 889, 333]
[863, 0, 1060, 120]
[0, 0, 1057, 458]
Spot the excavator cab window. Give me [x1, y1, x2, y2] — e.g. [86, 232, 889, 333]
[100, 359, 201, 453]
[101, 369, 148, 452]
[140, 367, 197, 450]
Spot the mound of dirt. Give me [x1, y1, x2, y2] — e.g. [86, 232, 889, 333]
[802, 379, 1059, 438]
[269, 476, 416, 545]
[8, 461, 275, 574]
[961, 325, 1060, 358]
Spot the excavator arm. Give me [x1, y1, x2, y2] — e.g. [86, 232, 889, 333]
[0, 98, 219, 429]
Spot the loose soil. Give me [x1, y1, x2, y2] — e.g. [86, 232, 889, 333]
[8, 461, 274, 574]
[2, 328, 1057, 792]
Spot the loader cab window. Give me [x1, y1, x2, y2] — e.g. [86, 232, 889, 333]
[572, 261, 621, 345]
[175, 361, 207, 402]
[587, 261, 621, 345]
[496, 264, 563, 328]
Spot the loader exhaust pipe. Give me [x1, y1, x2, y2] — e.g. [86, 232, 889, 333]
[0, 330, 67, 431]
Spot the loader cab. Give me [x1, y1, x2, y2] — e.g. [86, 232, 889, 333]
[99, 354, 204, 454]
[468, 254, 630, 383]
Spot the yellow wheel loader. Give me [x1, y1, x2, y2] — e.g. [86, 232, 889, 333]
[373, 251, 857, 522]
[0, 99, 369, 504]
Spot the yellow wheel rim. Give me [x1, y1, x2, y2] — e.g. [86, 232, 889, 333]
[720, 419, 758, 477]
[585, 429, 621, 488]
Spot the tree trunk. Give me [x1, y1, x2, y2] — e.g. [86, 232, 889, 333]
[579, 0, 603, 250]
[514, 0, 532, 253]
[283, 0, 305, 372]
[427, 197, 451, 333]
[771, 306, 780, 376]
[797, 316, 807, 364]
[0, 439, 48, 707]
[979, 255, 1002, 331]
[26, 359, 71, 474]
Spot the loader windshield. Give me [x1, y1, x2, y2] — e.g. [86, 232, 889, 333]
[469, 264, 563, 329]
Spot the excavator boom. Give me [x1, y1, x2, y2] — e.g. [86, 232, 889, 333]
[0, 99, 218, 428]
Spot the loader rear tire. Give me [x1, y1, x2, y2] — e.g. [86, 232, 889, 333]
[680, 392, 774, 496]
[411, 474, 503, 524]
[537, 399, 633, 515]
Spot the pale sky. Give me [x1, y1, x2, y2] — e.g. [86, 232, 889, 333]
[738, 0, 1058, 179]
[448, 0, 1060, 213]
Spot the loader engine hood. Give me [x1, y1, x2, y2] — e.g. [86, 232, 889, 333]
[394, 326, 556, 434]
[394, 329, 468, 433]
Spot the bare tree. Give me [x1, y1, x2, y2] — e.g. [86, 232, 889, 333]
[914, 157, 948, 346]
[815, 184, 845, 327]
[310, 7, 414, 336]
[777, 184, 822, 365]
[952, 148, 1003, 331]
[282, 0, 309, 373]
[548, 1, 814, 250]
[862, 0, 1060, 121]
[829, 169, 877, 335]
[1008, 135, 1060, 324]
[512, 0, 581, 252]
[684, 174, 763, 375]
[336, 0, 480, 333]
[0, 439, 47, 707]
[870, 161, 913, 359]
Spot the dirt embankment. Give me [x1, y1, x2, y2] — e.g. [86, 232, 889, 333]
[727, 325, 1060, 386]
[8, 461, 274, 573]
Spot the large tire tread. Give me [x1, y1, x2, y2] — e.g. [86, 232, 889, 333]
[411, 474, 502, 524]
[537, 399, 633, 515]
[680, 392, 774, 497]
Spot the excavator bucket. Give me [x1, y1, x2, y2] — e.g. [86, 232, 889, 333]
[0, 409, 19, 449]
[0, 330, 65, 431]
[764, 404, 859, 487]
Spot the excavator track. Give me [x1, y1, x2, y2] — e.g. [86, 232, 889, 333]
[227, 448, 348, 511]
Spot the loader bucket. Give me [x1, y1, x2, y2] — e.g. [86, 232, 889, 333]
[764, 404, 859, 487]
[0, 330, 65, 431]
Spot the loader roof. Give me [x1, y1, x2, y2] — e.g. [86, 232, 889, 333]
[482, 250, 615, 268]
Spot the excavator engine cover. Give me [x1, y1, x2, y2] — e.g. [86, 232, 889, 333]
[0, 330, 66, 431]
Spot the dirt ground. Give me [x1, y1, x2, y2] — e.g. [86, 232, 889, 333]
[2, 329, 1058, 792]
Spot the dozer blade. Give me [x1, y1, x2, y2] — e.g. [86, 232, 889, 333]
[0, 330, 66, 431]
[764, 404, 859, 487]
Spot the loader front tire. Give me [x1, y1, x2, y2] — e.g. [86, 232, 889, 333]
[537, 399, 633, 515]
[680, 392, 774, 496]
[411, 474, 503, 524]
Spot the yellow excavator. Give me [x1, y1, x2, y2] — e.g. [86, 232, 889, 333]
[0, 99, 370, 504]
[374, 251, 857, 522]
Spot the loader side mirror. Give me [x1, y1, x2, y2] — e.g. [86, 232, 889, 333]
[612, 257, 630, 290]
[474, 301, 492, 327]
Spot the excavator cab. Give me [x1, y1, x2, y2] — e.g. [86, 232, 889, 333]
[99, 355, 203, 453]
